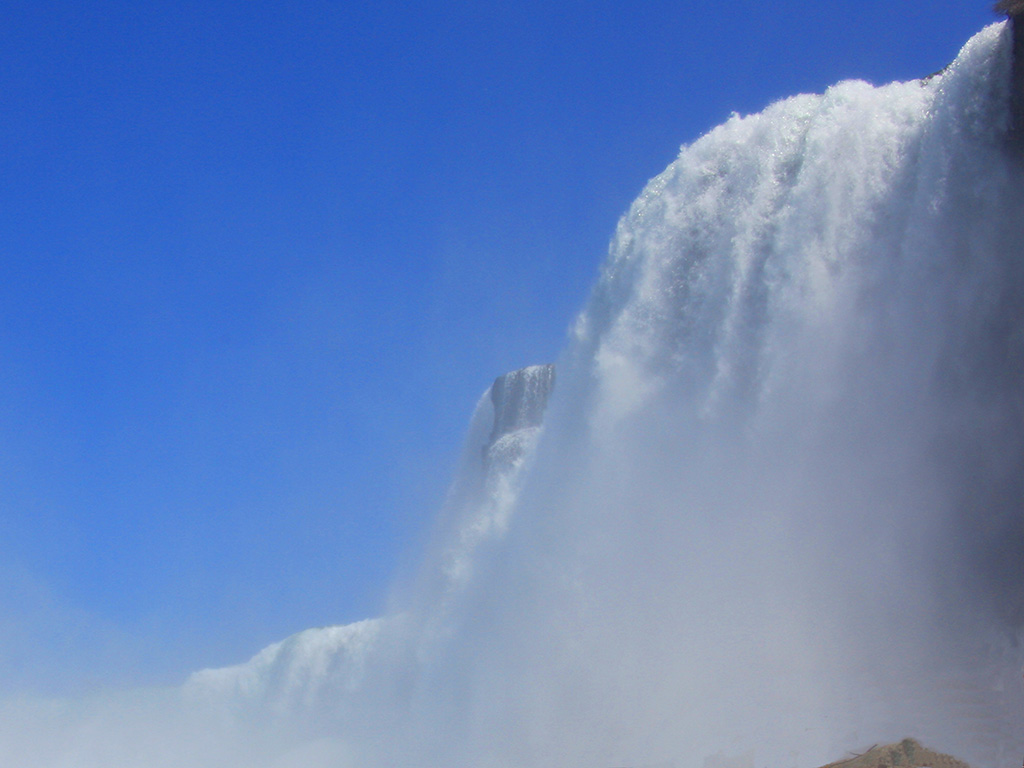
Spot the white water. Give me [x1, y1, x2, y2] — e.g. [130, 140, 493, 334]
[4, 21, 1024, 768]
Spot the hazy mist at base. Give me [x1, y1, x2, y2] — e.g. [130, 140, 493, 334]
[2, 18, 1024, 768]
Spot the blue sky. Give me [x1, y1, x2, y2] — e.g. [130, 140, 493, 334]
[0, 1, 997, 691]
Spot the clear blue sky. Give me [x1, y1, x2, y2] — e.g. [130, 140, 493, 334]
[0, 0, 996, 692]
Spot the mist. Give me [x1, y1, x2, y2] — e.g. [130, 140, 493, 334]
[2, 19, 1024, 768]
[394, 22, 1024, 766]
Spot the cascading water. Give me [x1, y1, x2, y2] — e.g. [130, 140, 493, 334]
[380, 20, 1024, 767]
[1, 19, 1023, 768]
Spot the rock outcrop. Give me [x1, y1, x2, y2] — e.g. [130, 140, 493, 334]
[817, 739, 972, 768]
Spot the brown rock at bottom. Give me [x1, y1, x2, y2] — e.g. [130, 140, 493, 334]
[817, 739, 972, 768]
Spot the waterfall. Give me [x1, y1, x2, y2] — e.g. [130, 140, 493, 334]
[385, 20, 1024, 767]
[2, 19, 1024, 768]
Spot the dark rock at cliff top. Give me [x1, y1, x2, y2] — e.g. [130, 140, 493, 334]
[995, 0, 1024, 17]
